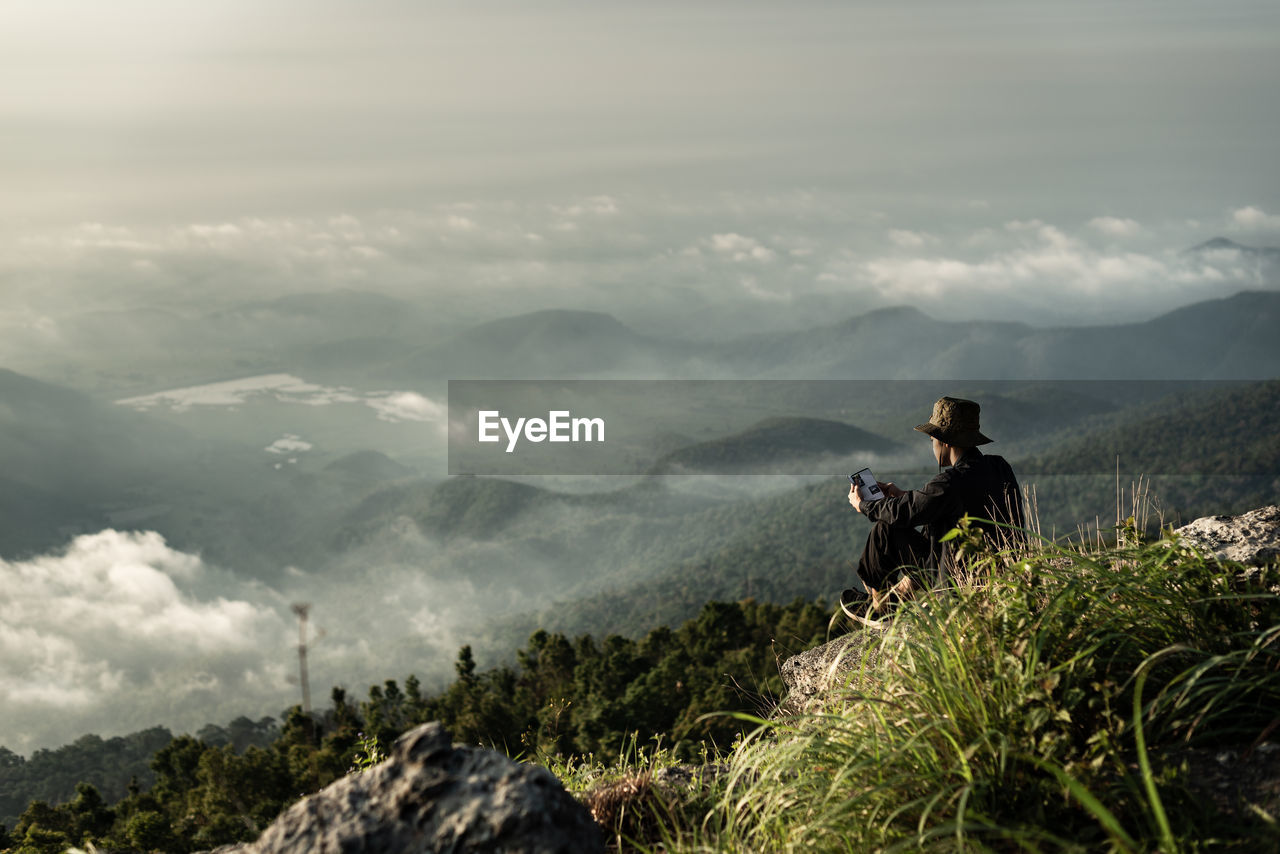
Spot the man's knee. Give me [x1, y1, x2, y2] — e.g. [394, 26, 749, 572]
[868, 519, 895, 546]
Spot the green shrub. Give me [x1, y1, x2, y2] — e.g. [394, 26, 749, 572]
[696, 535, 1280, 851]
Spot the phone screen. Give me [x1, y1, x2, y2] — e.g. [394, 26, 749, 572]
[850, 468, 884, 501]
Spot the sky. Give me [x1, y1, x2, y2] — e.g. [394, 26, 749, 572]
[1, 0, 1279, 752]
[2, 0, 1279, 336]
[2, 1, 1276, 222]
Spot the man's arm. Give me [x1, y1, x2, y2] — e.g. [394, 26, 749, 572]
[861, 470, 960, 528]
[878, 481, 906, 499]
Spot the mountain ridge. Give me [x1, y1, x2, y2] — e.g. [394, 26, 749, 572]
[386, 289, 1280, 381]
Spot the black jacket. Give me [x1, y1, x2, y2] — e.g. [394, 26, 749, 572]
[864, 448, 1024, 570]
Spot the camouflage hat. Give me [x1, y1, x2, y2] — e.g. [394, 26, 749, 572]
[914, 396, 993, 446]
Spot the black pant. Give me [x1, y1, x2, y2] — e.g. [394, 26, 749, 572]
[857, 521, 935, 591]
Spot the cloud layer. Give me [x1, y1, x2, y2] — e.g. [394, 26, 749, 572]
[5, 196, 1275, 369]
[116, 374, 446, 426]
[857, 217, 1267, 318]
[0, 530, 290, 753]
[0, 522, 584, 754]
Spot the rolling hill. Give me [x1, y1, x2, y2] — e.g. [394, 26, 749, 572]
[1023, 379, 1280, 477]
[650, 416, 900, 474]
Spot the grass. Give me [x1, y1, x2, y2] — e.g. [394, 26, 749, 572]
[554, 515, 1280, 852]
[540, 733, 721, 851]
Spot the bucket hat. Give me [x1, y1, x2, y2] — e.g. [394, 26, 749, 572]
[914, 397, 993, 446]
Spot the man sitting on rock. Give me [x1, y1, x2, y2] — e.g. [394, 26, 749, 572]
[843, 396, 1024, 616]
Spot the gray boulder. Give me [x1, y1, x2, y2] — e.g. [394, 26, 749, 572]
[777, 622, 912, 716]
[211, 722, 603, 854]
[1175, 505, 1280, 566]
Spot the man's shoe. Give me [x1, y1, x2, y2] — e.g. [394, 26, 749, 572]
[840, 586, 869, 619]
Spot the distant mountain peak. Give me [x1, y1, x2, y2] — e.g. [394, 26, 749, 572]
[835, 305, 931, 331]
[1190, 237, 1248, 252]
[1187, 237, 1279, 256]
[469, 308, 632, 334]
[452, 308, 644, 351]
[324, 450, 412, 482]
[862, 305, 930, 321]
[393, 307, 661, 380]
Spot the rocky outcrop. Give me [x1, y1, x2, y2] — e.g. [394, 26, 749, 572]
[204, 722, 603, 854]
[1175, 505, 1280, 566]
[777, 623, 912, 716]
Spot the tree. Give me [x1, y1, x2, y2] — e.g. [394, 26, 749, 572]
[124, 809, 172, 853]
[150, 735, 206, 800]
[66, 782, 114, 842]
[0, 747, 23, 769]
[455, 645, 477, 683]
[11, 800, 70, 854]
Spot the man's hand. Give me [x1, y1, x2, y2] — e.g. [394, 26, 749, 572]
[848, 483, 863, 513]
[878, 481, 905, 498]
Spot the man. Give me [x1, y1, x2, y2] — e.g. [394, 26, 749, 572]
[843, 396, 1024, 615]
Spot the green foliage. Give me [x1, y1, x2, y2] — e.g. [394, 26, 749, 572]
[1019, 380, 1280, 535]
[690, 538, 1280, 851]
[403, 598, 830, 762]
[1027, 380, 1280, 478]
[0, 727, 173, 830]
[502, 479, 862, 647]
[0, 598, 828, 854]
[123, 810, 171, 852]
[396, 476, 546, 542]
[7, 783, 114, 854]
[347, 732, 386, 774]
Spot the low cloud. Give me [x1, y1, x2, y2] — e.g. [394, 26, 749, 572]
[858, 218, 1266, 318]
[888, 229, 930, 248]
[117, 375, 360, 412]
[265, 434, 313, 454]
[1088, 216, 1142, 238]
[1232, 206, 1280, 232]
[552, 195, 620, 218]
[365, 391, 447, 424]
[3, 193, 1276, 369]
[0, 527, 515, 754]
[0, 530, 291, 753]
[117, 375, 445, 427]
[707, 233, 776, 262]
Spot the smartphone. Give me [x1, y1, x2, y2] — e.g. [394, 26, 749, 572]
[849, 468, 885, 501]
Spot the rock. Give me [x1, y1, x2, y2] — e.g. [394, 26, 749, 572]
[777, 623, 910, 716]
[1174, 505, 1280, 566]
[221, 722, 603, 854]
